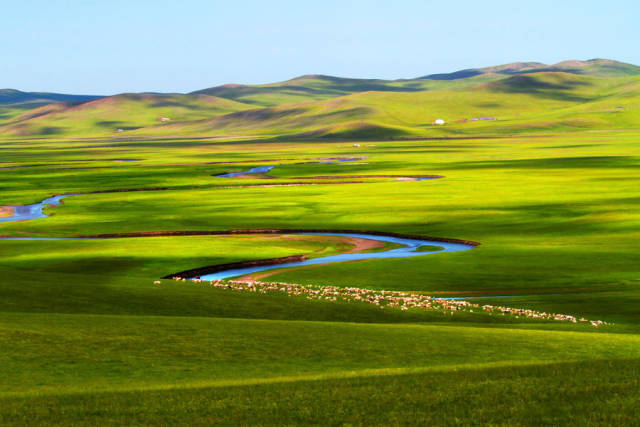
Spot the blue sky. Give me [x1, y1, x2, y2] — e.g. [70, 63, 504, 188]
[2, 0, 638, 94]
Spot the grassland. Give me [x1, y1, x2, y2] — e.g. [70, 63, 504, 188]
[0, 63, 639, 424]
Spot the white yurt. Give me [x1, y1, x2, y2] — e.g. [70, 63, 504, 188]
[434, 118, 446, 125]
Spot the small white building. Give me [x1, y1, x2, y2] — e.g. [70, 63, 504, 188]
[160, 117, 171, 122]
[434, 118, 446, 125]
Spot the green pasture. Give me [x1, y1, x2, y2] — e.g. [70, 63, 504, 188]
[3, 359, 637, 425]
[2, 313, 638, 395]
[0, 126, 639, 423]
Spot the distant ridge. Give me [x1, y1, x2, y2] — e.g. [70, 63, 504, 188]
[420, 59, 640, 80]
[189, 74, 429, 107]
[2, 58, 639, 138]
[189, 59, 640, 106]
[0, 89, 103, 106]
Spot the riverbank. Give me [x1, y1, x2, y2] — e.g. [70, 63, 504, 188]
[77, 229, 481, 246]
[0, 206, 14, 218]
[192, 232, 473, 281]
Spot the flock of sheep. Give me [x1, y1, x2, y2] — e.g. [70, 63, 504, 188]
[160, 278, 609, 327]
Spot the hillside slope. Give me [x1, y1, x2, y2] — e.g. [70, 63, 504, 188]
[190, 74, 502, 107]
[0, 89, 105, 127]
[421, 58, 640, 80]
[2, 68, 638, 138]
[150, 72, 640, 138]
[0, 93, 253, 136]
[0, 89, 102, 106]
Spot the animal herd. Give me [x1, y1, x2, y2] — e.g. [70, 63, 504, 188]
[163, 277, 609, 327]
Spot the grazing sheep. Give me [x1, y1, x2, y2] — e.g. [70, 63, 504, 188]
[166, 278, 610, 327]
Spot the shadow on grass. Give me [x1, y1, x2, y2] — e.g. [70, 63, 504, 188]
[443, 156, 639, 170]
[1, 359, 638, 425]
[488, 75, 594, 102]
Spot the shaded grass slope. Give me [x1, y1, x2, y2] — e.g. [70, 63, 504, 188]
[0, 93, 253, 136]
[0, 88, 102, 107]
[421, 58, 640, 80]
[2, 358, 637, 425]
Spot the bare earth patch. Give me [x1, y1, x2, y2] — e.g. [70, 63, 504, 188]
[230, 172, 273, 179]
[0, 206, 15, 218]
[238, 235, 384, 281]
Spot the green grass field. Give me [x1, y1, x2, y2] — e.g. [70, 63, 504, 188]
[0, 64, 639, 424]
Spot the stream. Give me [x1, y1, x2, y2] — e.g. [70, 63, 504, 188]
[0, 160, 475, 281]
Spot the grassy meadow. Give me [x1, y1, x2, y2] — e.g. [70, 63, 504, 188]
[0, 64, 639, 423]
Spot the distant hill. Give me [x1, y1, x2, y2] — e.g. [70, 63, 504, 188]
[189, 74, 499, 107]
[145, 72, 640, 139]
[189, 59, 640, 107]
[420, 59, 640, 80]
[1, 59, 638, 138]
[0, 93, 252, 136]
[0, 89, 103, 106]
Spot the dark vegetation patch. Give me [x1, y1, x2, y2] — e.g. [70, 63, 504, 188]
[95, 120, 126, 128]
[444, 156, 639, 170]
[162, 254, 308, 279]
[535, 144, 600, 149]
[413, 245, 445, 252]
[289, 175, 443, 179]
[217, 107, 307, 123]
[38, 126, 64, 135]
[421, 69, 484, 80]
[488, 74, 594, 102]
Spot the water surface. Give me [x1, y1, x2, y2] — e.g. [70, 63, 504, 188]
[199, 232, 474, 280]
[0, 195, 69, 223]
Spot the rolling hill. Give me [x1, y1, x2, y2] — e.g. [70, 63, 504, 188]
[1, 59, 638, 138]
[141, 72, 640, 138]
[0, 89, 102, 107]
[0, 89, 105, 127]
[190, 73, 501, 107]
[420, 58, 640, 80]
[190, 59, 640, 108]
[0, 93, 253, 136]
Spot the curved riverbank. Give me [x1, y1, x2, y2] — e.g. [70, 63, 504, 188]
[153, 231, 477, 280]
[0, 206, 15, 218]
[0, 195, 69, 224]
[290, 174, 444, 180]
[0, 191, 480, 282]
[77, 229, 480, 247]
[215, 157, 363, 178]
[214, 162, 443, 182]
[163, 254, 309, 279]
[0, 157, 479, 282]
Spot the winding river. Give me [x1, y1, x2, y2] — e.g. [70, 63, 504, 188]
[0, 195, 69, 224]
[199, 232, 473, 280]
[0, 160, 476, 279]
[215, 157, 363, 177]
